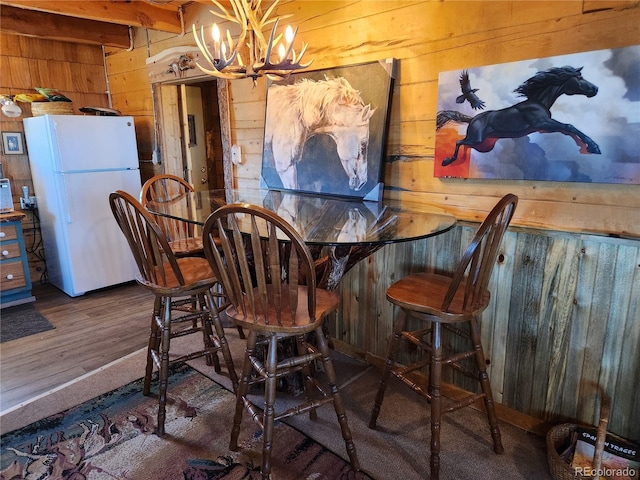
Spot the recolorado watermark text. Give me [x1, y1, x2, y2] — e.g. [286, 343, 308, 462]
[574, 466, 637, 478]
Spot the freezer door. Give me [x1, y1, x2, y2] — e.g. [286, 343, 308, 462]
[51, 169, 141, 297]
[47, 115, 139, 172]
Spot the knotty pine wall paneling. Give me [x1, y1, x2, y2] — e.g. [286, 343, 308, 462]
[0, 33, 111, 283]
[103, 0, 640, 439]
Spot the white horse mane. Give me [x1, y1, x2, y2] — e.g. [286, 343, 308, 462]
[264, 76, 375, 191]
[266, 77, 371, 140]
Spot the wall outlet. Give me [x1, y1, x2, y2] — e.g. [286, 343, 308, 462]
[20, 196, 37, 209]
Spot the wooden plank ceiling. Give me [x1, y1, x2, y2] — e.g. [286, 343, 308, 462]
[0, 0, 218, 48]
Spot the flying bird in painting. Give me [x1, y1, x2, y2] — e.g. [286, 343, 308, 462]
[456, 70, 485, 110]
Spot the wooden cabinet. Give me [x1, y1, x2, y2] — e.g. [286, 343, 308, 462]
[1, 213, 35, 307]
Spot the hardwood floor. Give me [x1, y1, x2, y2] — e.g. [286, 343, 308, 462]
[0, 282, 155, 412]
[1, 281, 549, 438]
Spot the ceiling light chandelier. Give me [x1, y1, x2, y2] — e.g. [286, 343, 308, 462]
[192, 0, 312, 83]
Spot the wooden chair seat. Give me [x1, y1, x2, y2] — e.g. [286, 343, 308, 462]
[202, 203, 360, 480]
[110, 190, 238, 436]
[168, 236, 222, 256]
[386, 273, 490, 320]
[133, 256, 215, 295]
[226, 285, 340, 334]
[369, 194, 518, 480]
[168, 237, 204, 257]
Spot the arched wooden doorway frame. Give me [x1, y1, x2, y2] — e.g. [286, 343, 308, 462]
[146, 46, 233, 191]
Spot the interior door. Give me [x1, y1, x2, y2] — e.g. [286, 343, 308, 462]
[181, 85, 208, 191]
[156, 80, 227, 190]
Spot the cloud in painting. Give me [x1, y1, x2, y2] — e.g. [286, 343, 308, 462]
[435, 45, 640, 184]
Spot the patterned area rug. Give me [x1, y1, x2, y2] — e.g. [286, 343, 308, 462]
[0, 363, 370, 479]
[0, 304, 55, 342]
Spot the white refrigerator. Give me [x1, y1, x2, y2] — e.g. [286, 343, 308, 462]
[23, 115, 142, 297]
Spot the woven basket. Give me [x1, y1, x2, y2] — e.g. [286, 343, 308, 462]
[547, 401, 612, 480]
[547, 423, 590, 480]
[31, 101, 74, 116]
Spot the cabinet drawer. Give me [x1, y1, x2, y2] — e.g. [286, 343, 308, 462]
[0, 243, 21, 260]
[0, 261, 27, 290]
[0, 224, 18, 241]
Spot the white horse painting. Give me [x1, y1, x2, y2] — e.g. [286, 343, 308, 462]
[264, 77, 376, 192]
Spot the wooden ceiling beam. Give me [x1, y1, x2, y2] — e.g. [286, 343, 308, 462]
[0, 1, 183, 33]
[0, 5, 132, 48]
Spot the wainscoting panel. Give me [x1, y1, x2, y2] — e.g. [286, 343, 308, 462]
[332, 224, 639, 439]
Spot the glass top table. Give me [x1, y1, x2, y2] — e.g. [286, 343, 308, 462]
[145, 188, 456, 247]
[146, 188, 456, 289]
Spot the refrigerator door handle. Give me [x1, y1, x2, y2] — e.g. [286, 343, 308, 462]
[50, 120, 64, 172]
[60, 174, 74, 224]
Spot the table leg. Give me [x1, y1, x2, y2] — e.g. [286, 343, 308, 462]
[317, 245, 384, 290]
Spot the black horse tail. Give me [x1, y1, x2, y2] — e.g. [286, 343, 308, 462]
[436, 110, 473, 130]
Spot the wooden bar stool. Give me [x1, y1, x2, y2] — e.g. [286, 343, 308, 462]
[141, 174, 243, 337]
[109, 190, 238, 436]
[368, 194, 518, 480]
[202, 203, 360, 480]
[140, 174, 204, 257]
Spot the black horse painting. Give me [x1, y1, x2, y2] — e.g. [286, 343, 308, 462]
[437, 65, 600, 166]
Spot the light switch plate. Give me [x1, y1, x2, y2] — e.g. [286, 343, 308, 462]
[231, 144, 242, 165]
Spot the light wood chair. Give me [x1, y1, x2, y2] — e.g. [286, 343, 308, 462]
[109, 190, 238, 436]
[368, 194, 518, 480]
[202, 203, 360, 480]
[140, 174, 203, 257]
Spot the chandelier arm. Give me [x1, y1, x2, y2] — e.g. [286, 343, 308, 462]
[225, 30, 238, 64]
[261, 53, 313, 73]
[261, 26, 312, 72]
[193, 24, 238, 71]
[235, 22, 249, 59]
[193, 24, 215, 66]
[216, 0, 243, 23]
[232, 0, 248, 27]
[266, 73, 288, 81]
[260, 1, 279, 25]
[271, 32, 284, 47]
[194, 55, 238, 74]
[209, 1, 240, 25]
[278, 25, 297, 61]
[210, 0, 230, 15]
[296, 58, 314, 69]
[245, 9, 269, 51]
[260, 18, 281, 68]
[262, 13, 291, 29]
[254, 0, 264, 10]
[217, 50, 239, 70]
[195, 63, 247, 79]
[294, 42, 310, 64]
[221, 0, 248, 69]
[229, 30, 245, 67]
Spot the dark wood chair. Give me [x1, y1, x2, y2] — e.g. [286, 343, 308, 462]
[202, 203, 360, 480]
[109, 190, 238, 436]
[140, 174, 241, 338]
[368, 193, 518, 480]
[140, 174, 203, 257]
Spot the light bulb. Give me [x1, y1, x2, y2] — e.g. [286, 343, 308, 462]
[285, 25, 294, 45]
